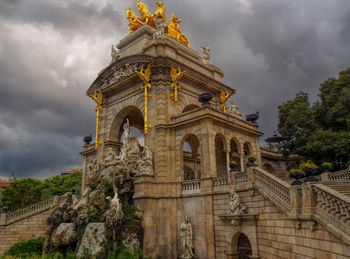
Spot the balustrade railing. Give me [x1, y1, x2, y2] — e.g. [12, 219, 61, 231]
[234, 171, 248, 184]
[182, 180, 201, 194]
[313, 184, 350, 235]
[2, 197, 55, 225]
[253, 168, 291, 209]
[213, 176, 228, 192]
[324, 168, 350, 181]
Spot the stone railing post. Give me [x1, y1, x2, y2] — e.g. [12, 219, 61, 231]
[247, 167, 255, 187]
[320, 172, 330, 181]
[0, 213, 6, 226]
[302, 183, 317, 214]
[289, 186, 302, 216]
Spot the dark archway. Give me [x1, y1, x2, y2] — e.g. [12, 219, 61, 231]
[237, 233, 252, 259]
[215, 134, 227, 176]
[263, 163, 275, 174]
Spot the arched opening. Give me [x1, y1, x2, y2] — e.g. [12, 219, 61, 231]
[229, 138, 240, 170]
[215, 134, 227, 176]
[110, 106, 144, 152]
[182, 134, 201, 180]
[263, 163, 275, 174]
[183, 104, 200, 113]
[237, 233, 252, 259]
[243, 142, 252, 170]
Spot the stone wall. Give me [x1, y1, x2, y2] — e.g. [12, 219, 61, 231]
[214, 188, 350, 259]
[0, 210, 49, 254]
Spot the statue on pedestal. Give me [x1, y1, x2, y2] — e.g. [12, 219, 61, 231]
[200, 46, 212, 65]
[180, 216, 195, 258]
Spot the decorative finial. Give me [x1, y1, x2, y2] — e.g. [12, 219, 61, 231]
[200, 47, 212, 65]
[110, 45, 119, 64]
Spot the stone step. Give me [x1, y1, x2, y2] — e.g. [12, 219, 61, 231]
[322, 181, 350, 197]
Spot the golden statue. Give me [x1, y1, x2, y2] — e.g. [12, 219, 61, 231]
[136, 1, 155, 28]
[90, 91, 103, 150]
[220, 90, 232, 112]
[136, 64, 152, 135]
[170, 66, 185, 102]
[167, 13, 189, 47]
[154, 1, 168, 24]
[126, 8, 143, 34]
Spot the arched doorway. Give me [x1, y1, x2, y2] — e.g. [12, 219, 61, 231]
[237, 233, 252, 259]
[229, 138, 241, 171]
[215, 134, 227, 176]
[110, 106, 144, 152]
[182, 134, 201, 180]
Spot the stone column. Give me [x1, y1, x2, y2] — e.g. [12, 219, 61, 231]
[0, 213, 6, 226]
[193, 152, 197, 179]
[225, 149, 230, 175]
[240, 153, 244, 172]
[302, 183, 317, 214]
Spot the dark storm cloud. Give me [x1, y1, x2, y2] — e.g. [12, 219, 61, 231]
[0, 0, 349, 178]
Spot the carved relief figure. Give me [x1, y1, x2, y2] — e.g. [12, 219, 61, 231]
[137, 146, 154, 176]
[229, 189, 247, 215]
[200, 46, 212, 65]
[154, 16, 168, 39]
[180, 216, 195, 258]
[123, 118, 130, 144]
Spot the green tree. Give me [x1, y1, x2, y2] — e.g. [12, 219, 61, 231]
[1, 178, 42, 211]
[278, 67, 350, 170]
[1, 171, 82, 212]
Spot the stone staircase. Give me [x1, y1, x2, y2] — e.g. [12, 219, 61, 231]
[322, 181, 350, 197]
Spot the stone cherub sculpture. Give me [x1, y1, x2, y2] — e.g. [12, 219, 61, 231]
[226, 101, 242, 118]
[110, 45, 119, 64]
[200, 46, 212, 65]
[180, 216, 195, 258]
[229, 189, 247, 215]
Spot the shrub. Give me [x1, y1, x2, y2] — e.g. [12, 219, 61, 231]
[3, 237, 44, 258]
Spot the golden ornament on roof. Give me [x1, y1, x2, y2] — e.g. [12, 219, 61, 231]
[125, 1, 189, 47]
[220, 90, 232, 113]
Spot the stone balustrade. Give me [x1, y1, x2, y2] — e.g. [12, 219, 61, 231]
[313, 184, 350, 236]
[233, 171, 248, 184]
[1, 197, 55, 226]
[212, 176, 228, 192]
[182, 180, 201, 194]
[321, 168, 350, 181]
[253, 167, 291, 209]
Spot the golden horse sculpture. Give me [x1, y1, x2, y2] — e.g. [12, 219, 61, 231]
[170, 66, 185, 102]
[125, 1, 189, 47]
[136, 1, 155, 28]
[126, 8, 143, 34]
[220, 90, 232, 112]
[167, 13, 189, 47]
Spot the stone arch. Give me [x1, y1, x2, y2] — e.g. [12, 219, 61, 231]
[109, 105, 144, 144]
[182, 104, 200, 113]
[215, 134, 227, 176]
[228, 231, 257, 259]
[263, 163, 276, 174]
[181, 133, 201, 180]
[229, 137, 241, 170]
[177, 93, 201, 115]
[243, 142, 252, 156]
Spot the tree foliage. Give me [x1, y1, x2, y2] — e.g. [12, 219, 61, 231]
[278, 67, 350, 170]
[1, 171, 82, 212]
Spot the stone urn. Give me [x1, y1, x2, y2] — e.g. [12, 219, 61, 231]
[248, 156, 257, 167]
[229, 161, 238, 172]
[289, 170, 304, 186]
[198, 93, 213, 105]
[302, 167, 319, 182]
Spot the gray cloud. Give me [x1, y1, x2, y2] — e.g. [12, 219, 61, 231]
[0, 0, 349, 178]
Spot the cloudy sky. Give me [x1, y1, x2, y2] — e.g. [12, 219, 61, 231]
[0, 0, 349, 179]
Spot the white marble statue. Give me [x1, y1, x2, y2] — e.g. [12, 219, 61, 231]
[229, 189, 246, 215]
[103, 148, 118, 167]
[123, 118, 130, 144]
[226, 101, 242, 118]
[154, 16, 168, 39]
[200, 46, 212, 65]
[104, 186, 123, 226]
[110, 45, 120, 64]
[180, 216, 195, 258]
[137, 146, 154, 176]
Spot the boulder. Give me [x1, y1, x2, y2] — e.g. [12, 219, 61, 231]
[51, 223, 77, 247]
[77, 223, 107, 258]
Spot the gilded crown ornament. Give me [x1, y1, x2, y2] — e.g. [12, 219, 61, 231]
[125, 1, 189, 47]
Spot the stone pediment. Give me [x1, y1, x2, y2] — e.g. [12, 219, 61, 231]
[87, 54, 153, 95]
